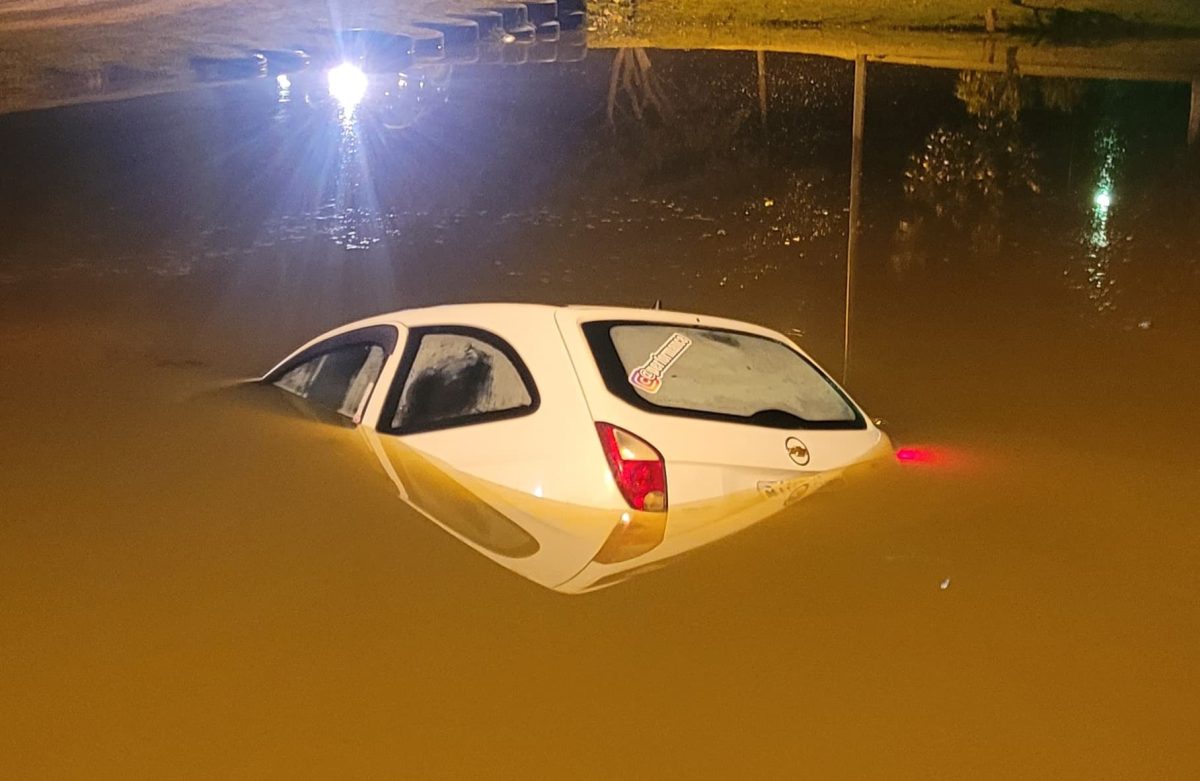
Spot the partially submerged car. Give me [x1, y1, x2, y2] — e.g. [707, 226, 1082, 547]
[260, 303, 891, 592]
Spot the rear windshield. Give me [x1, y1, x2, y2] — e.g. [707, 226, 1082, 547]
[582, 322, 864, 430]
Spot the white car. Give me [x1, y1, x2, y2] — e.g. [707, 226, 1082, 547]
[260, 303, 891, 592]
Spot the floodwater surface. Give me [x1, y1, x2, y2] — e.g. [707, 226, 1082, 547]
[2, 47, 1200, 777]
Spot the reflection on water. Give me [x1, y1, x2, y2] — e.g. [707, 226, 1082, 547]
[1076, 125, 1122, 313]
[328, 63, 369, 118]
[275, 73, 292, 104]
[605, 47, 671, 125]
[330, 76, 380, 251]
[358, 425, 890, 594]
[901, 70, 1048, 261]
[2, 42, 1200, 776]
[263, 65, 459, 252]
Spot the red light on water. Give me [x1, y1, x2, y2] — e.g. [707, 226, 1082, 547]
[896, 447, 937, 464]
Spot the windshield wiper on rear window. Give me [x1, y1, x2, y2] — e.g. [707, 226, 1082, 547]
[744, 408, 809, 428]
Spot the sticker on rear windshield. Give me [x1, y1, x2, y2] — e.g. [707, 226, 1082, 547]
[629, 332, 692, 394]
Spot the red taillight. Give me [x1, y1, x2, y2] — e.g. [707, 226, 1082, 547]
[595, 422, 667, 512]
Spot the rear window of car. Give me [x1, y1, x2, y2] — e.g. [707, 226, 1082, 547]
[582, 321, 864, 430]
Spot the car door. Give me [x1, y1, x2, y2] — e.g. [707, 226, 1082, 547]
[263, 324, 401, 424]
[374, 325, 542, 470]
[364, 323, 617, 586]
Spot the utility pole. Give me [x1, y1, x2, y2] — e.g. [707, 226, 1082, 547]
[757, 49, 768, 126]
[843, 54, 866, 385]
[1189, 78, 1200, 146]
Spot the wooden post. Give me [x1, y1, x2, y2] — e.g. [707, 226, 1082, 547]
[757, 49, 768, 126]
[843, 55, 866, 385]
[985, 7, 998, 34]
[1189, 78, 1200, 146]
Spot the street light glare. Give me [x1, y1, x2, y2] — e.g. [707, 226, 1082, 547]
[1094, 189, 1113, 210]
[328, 63, 367, 110]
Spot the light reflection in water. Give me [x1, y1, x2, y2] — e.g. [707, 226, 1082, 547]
[1089, 192, 1110, 251]
[293, 63, 382, 250]
[328, 63, 368, 121]
[253, 65, 443, 252]
[275, 74, 291, 104]
[331, 107, 384, 251]
[1078, 126, 1123, 313]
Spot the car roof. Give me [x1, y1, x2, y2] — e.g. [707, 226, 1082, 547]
[330, 303, 785, 341]
[268, 303, 798, 384]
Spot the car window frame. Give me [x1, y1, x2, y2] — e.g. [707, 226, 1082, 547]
[378, 325, 541, 436]
[260, 324, 400, 421]
[581, 319, 867, 431]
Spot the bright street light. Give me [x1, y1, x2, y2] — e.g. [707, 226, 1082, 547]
[328, 63, 368, 111]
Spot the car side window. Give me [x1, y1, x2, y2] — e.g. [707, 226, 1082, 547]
[389, 331, 536, 434]
[275, 342, 386, 419]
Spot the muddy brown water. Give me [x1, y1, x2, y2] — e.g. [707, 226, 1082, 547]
[2, 51, 1199, 777]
